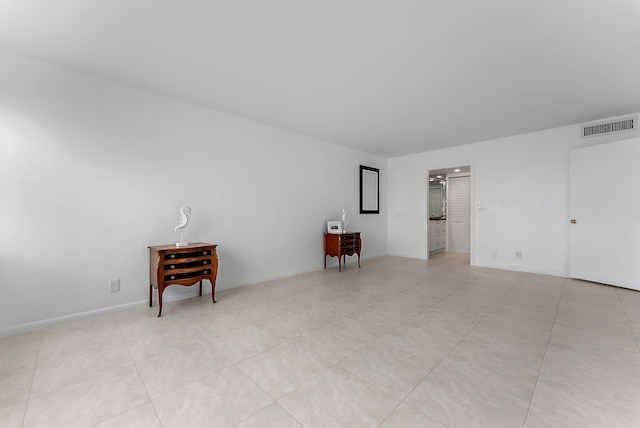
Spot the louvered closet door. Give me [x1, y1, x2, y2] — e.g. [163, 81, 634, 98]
[447, 175, 470, 253]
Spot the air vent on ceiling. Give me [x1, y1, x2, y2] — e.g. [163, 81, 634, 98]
[581, 116, 636, 138]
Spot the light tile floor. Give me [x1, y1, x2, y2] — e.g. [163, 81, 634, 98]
[2, 253, 640, 427]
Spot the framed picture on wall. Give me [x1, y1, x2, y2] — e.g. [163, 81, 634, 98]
[360, 165, 380, 214]
[327, 221, 342, 234]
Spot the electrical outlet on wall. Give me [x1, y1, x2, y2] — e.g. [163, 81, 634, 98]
[515, 251, 522, 260]
[491, 251, 497, 259]
[109, 279, 120, 293]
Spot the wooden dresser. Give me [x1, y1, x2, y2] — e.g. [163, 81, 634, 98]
[324, 232, 362, 272]
[149, 242, 218, 317]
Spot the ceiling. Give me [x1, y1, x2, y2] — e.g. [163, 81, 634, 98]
[1, 1, 639, 158]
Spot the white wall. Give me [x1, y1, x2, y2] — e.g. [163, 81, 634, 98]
[0, 51, 387, 336]
[388, 115, 639, 276]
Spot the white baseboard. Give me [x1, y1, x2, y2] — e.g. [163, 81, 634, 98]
[0, 300, 148, 339]
[473, 261, 568, 278]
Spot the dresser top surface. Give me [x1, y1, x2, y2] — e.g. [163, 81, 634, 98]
[149, 242, 217, 252]
[324, 231, 360, 236]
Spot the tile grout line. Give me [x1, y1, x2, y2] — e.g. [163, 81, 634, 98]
[117, 320, 166, 428]
[230, 303, 383, 427]
[615, 288, 640, 352]
[377, 272, 523, 428]
[521, 277, 566, 427]
[263, 284, 436, 427]
[20, 330, 44, 428]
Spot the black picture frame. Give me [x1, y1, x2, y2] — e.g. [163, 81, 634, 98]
[359, 165, 379, 214]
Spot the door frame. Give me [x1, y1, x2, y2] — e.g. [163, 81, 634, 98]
[425, 161, 475, 264]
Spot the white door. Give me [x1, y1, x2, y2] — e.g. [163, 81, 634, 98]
[447, 175, 470, 253]
[569, 137, 640, 290]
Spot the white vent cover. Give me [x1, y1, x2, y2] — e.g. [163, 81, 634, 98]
[581, 117, 636, 138]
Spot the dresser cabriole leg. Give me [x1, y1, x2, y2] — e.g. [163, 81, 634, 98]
[211, 249, 218, 304]
[157, 286, 163, 317]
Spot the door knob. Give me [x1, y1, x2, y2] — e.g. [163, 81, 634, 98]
[570, 219, 577, 224]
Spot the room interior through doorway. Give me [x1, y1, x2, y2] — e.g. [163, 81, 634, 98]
[426, 165, 472, 263]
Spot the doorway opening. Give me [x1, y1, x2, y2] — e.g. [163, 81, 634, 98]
[426, 165, 473, 264]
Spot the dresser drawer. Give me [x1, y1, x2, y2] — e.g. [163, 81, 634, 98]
[164, 259, 212, 270]
[164, 268, 212, 282]
[340, 238, 358, 245]
[163, 249, 212, 260]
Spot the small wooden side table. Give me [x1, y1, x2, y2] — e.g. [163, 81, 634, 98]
[324, 232, 361, 272]
[149, 242, 218, 317]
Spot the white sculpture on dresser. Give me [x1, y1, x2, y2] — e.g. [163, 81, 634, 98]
[341, 208, 348, 232]
[174, 206, 191, 247]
